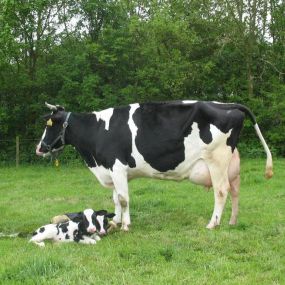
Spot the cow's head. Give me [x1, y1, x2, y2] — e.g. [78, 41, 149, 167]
[36, 102, 70, 157]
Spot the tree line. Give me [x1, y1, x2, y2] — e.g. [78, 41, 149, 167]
[0, 0, 284, 163]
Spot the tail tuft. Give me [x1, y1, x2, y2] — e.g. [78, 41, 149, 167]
[265, 165, 273, 179]
[254, 123, 273, 180]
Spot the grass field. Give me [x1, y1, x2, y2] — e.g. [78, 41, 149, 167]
[0, 159, 284, 285]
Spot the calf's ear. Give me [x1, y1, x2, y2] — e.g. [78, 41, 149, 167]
[106, 213, 115, 219]
[96, 210, 107, 216]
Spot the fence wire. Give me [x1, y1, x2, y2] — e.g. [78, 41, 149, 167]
[0, 138, 83, 167]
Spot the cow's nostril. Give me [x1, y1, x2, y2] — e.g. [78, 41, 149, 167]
[99, 230, 106, 236]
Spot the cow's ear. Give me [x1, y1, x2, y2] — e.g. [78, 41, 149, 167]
[56, 105, 65, 111]
[66, 212, 83, 222]
[96, 210, 107, 216]
[42, 114, 52, 121]
[105, 213, 115, 219]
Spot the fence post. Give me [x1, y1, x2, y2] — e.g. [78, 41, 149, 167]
[16, 136, 19, 167]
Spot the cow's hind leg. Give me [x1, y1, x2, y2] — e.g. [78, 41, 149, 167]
[206, 149, 232, 229]
[229, 175, 240, 225]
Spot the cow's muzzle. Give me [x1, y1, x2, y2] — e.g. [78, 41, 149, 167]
[36, 144, 44, 156]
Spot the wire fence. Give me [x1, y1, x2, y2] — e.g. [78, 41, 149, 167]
[0, 137, 83, 167]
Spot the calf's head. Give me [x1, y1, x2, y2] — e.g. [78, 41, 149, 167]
[94, 210, 116, 236]
[69, 209, 115, 236]
[36, 103, 69, 157]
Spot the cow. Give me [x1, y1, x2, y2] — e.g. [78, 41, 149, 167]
[36, 101, 273, 231]
[30, 209, 115, 247]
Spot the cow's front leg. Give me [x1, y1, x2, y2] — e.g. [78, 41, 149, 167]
[112, 189, 122, 225]
[111, 168, 130, 231]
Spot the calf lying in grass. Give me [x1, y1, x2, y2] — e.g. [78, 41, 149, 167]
[30, 209, 115, 247]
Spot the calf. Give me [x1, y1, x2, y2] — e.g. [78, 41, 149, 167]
[29, 209, 115, 247]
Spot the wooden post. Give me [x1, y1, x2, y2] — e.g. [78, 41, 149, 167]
[16, 136, 19, 167]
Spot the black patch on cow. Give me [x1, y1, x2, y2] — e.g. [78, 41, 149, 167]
[66, 212, 83, 223]
[73, 229, 83, 242]
[32, 231, 37, 236]
[39, 227, 45, 233]
[59, 222, 69, 233]
[132, 101, 245, 172]
[65, 107, 136, 170]
[65, 234, 70, 240]
[133, 102, 194, 172]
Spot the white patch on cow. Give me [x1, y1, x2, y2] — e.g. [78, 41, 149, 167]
[96, 215, 104, 228]
[37, 128, 47, 146]
[208, 124, 232, 148]
[83, 209, 96, 232]
[88, 165, 113, 188]
[96, 215, 105, 234]
[93, 108, 114, 130]
[182, 100, 197, 104]
[36, 128, 47, 155]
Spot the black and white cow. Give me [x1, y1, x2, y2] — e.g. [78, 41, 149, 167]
[30, 209, 115, 247]
[36, 101, 273, 230]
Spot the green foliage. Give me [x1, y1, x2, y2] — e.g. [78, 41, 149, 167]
[0, 0, 284, 162]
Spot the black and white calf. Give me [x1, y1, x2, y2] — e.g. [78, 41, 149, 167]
[36, 101, 273, 231]
[30, 209, 115, 247]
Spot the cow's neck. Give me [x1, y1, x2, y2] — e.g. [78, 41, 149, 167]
[65, 112, 99, 155]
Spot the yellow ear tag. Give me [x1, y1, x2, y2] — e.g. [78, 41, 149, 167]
[47, 119, 53, 126]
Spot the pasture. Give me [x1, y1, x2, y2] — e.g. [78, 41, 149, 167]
[0, 159, 284, 285]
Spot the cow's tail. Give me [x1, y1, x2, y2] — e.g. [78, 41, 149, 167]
[234, 104, 273, 179]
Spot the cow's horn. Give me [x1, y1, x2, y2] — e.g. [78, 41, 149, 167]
[45, 102, 57, 110]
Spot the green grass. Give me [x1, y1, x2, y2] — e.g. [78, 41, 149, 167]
[0, 159, 285, 285]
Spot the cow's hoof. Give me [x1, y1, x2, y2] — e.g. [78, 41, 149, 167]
[109, 221, 118, 228]
[229, 218, 237, 225]
[107, 221, 118, 233]
[121, 224, 129, 232]
[206, 222, 219, 229]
